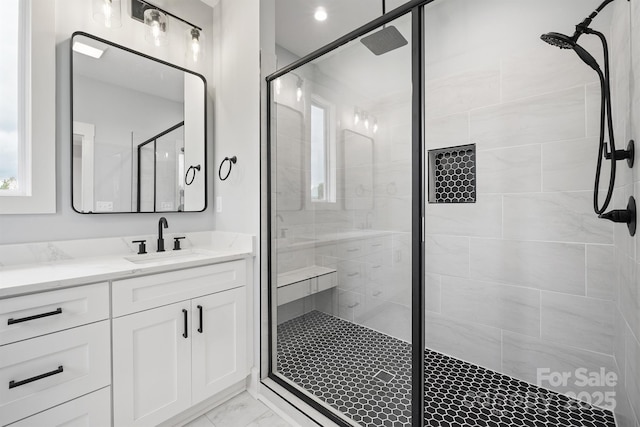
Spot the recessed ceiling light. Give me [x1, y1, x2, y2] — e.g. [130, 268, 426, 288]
[314, 7, 327, 22]
[72, 41, 105, 59]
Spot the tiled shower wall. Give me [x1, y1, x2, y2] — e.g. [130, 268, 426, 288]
[422, 0, 636, 413]
[612, 0, 640, 425]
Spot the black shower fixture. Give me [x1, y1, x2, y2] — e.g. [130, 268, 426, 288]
[541, 0, 634, 231]
[361, 0, 408, 56]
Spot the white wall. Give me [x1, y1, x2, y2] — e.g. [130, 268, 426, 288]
[0, 0, 215, 244]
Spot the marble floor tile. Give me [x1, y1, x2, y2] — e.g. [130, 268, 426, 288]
[205, 392, 273, 427]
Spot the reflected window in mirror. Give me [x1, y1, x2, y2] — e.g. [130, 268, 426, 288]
[310, 97, 336, 204]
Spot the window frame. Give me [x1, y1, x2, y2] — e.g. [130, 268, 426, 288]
[307, 94, 338, 209]
[0, 0, 56, 214]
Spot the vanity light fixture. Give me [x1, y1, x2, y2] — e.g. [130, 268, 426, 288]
[314, 7, 328, 22]
[353, 107, 377, 133]
[144, 8, 168, 47]
[131, 0, 204, 61]
[93, 0, 122, 28]
[72, 41, 106, 59]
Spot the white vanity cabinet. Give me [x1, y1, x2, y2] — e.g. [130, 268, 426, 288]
[111, 261, 247, 426]
[0, 283, 111, 426]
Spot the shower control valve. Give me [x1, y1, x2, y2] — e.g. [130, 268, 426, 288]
[598, 196, 636, 237]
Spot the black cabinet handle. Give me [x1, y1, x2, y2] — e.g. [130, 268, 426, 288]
[8, 308, 62, 325]
[9, 366, 64, 389]
[182, 309, 188, 338]
[197, 305, 203, 333]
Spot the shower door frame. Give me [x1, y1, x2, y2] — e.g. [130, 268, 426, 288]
[264, 1, 431, 425]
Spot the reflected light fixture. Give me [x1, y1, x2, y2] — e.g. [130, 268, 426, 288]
[354, 108, 361, 125]
[364, 113, 370, 130]
[296, 77, 303, 102]
[314, 7, 328, 22]
[93, 0, 122, 28]
[373, 118, 378, 133]
[132, 0, 204, 61]
[188, 28, 201, 62]
[274, 78, 282, 95]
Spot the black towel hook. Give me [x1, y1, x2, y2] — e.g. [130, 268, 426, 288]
[219, 156, 237, 181]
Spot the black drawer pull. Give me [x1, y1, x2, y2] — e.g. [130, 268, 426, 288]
[8, 308, 63, 325]
[197, 305, 203, 333]
[182, 309, 188, 338]
[9, 366, 64, 389]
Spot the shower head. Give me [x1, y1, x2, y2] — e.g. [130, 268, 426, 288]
[540, 31, 601, 72]
[540, 32, 576, 49]
[361, 0, 408, 56]
[361, 25, 408, 56]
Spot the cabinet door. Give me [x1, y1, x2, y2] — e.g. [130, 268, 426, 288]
[191, 287, 247, 404]
[112, 301, 191, 426]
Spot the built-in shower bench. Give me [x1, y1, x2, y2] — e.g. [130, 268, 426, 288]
[277, 266, 337, 305]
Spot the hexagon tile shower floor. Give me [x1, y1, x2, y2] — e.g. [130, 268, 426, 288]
[277, 311, 617, 427]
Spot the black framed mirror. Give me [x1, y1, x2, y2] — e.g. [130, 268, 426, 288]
[71, 32, 207, 213]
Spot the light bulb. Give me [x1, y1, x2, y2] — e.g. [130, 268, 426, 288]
[364, 115, 369, 130]
[373, 120, 378, 133]
[296, 87, 302, 102]
[314, 7, 328, 22]
[144, 9, 168, 47]
[354, 109, 360, 125]
[102, 0, 112, 28]
[93, 0, 121, 28]
[190, 29, 200, 62]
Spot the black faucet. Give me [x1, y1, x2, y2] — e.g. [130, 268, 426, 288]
[157, 217, 169, 252]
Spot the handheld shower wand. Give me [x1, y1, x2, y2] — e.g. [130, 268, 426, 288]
[540, 0, 635, 235]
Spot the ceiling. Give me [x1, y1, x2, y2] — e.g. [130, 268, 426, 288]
[275, 0, 410, 59]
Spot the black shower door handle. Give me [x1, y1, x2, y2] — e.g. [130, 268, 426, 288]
[182, 309, 188, 338]
[197, 305, 203, 333]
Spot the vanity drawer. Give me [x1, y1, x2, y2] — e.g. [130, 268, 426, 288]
[8, 387, 111, 427]
[0, 321, 111, 426]
[112, 261, 246, 317]
[0, 283, 109, 346]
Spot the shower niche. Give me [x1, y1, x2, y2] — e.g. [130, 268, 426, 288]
[427, 143, 476, 204]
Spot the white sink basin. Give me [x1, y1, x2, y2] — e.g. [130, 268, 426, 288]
[124, 249, 209, 264]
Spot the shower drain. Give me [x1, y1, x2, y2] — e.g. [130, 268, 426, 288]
[373, 369, 394, 383]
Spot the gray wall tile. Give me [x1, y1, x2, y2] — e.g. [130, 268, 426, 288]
[425, 311, 502, 372]
[441, 276, 540, 337]
[470, 239, 585, 295]
[540, 292, 614, 355]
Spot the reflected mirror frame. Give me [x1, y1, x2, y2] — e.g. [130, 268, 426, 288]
[69, 31, 208, 214]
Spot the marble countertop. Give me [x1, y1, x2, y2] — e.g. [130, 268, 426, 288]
[0, 231, 255, 298]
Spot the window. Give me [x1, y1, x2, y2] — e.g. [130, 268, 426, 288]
[310, 98, 336, 204]
[0, 0, 56, 214]
[0, 0, 23, 193]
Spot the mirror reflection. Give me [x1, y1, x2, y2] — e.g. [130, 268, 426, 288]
[71, 32, 206, 213]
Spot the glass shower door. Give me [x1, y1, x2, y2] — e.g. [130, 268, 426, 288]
[268, 12, 416, 427]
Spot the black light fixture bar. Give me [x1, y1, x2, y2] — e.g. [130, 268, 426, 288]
[131, 0, 202, 31]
